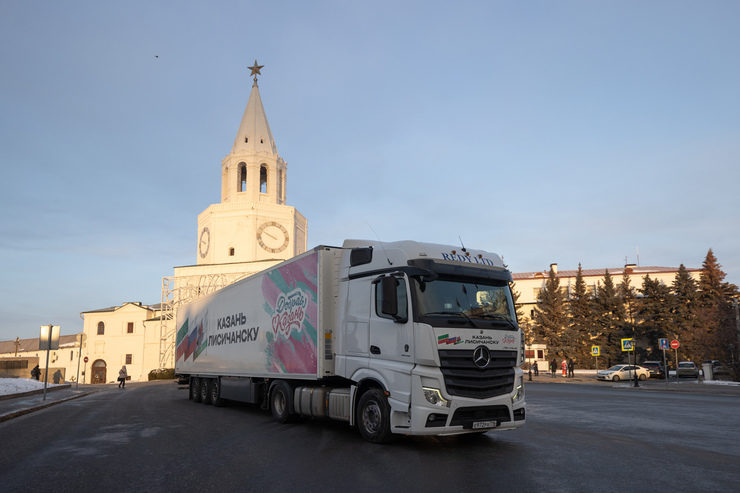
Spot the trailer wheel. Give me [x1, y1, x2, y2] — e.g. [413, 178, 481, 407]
[210, 378, 224, 407]
[200, 378, 211, 404]
[357, 388, 393, 444]
[270, 381, 294, 423]
[191, 378, 202, 403]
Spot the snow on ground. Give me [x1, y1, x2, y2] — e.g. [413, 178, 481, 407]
[0, 378, 63, 396]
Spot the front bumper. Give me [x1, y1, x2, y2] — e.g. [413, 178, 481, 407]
[396, 365, 525, 436]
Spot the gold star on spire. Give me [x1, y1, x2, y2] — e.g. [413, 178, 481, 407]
[248, 60, 264, 82]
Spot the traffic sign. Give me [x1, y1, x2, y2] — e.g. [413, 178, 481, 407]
[670, 340, 680, 350]
[659, 338, 669, 350]
[84, 356, 89, 363]
[591, 345, 600, 357]
[621, 338, 634, 351]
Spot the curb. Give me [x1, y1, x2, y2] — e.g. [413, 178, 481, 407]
[0, 391, 97, 423]
[0, 384, 72, 401]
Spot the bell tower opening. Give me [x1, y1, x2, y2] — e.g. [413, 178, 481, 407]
[238, 163, 247, 192]
[260, 165, 268, 194]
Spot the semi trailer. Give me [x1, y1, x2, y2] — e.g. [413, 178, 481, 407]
[175, 239, 526, 442]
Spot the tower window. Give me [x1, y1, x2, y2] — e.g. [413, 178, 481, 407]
[229, 248, 235, 256]
[244, 137, 248, 143]
[239, 163, 247, 192]
[260, 138, 263, 144]
[260, 165, 268, 194]
[97, 322, 105, 335]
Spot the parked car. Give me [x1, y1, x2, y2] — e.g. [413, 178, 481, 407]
[641, 361, 665, 379]
[597, 365, 650, 382]
[677, 361, 699, 378]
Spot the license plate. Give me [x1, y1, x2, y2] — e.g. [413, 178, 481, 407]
[472, 420, 497, 429]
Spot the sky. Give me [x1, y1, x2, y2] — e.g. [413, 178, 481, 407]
[1, 1, 738, 341]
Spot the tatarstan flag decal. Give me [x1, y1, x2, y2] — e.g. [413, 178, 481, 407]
[437, 334, 462, 345]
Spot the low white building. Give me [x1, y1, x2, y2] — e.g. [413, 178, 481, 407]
[0, 334, 84, 383]
[79, 302, 163, 383]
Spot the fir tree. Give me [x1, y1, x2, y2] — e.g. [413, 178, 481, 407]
[592, 270, 625, 366]
[699, 249, 727, 304]
[671, 264, 699, 347]
[695, 249, 739, 364]
[636, 275, 673, 359]
[533, 266, 567, 359]
[619, 269, 641, 360]
[566, 264, 594, 366]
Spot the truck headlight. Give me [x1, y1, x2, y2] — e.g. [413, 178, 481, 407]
[511, 378, 524, 403]
[422, 387, 450, 407]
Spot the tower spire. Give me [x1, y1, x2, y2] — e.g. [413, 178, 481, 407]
[231, 60, 276, 156]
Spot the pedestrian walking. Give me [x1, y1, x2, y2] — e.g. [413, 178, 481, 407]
[568, 358, 575, 378]
[118, 365, 128, 389]
[31, 364, 41, 381]
[533, 361, 539, 376]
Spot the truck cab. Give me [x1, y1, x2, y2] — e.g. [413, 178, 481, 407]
[335, 240, 525, 440]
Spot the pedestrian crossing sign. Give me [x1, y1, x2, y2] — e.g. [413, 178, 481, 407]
[591, 345, 600, 356]
[621, 338, 634, 351]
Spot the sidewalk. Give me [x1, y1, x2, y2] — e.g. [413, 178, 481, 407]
[0, 385, 98, 423]
[525, 370, 740, 395]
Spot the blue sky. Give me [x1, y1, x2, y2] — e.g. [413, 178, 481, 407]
[1, 1, 738, 341]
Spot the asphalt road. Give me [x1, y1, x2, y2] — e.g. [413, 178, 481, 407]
[0, 380, 738, 492]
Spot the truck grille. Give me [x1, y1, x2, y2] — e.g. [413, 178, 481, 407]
[438, 349, 516, 399]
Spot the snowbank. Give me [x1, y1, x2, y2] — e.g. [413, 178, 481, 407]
[0, 378, 63, 396]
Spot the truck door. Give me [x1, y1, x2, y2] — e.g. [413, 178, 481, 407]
[340, 276, 371, 378]
[369, 274, 414, 404]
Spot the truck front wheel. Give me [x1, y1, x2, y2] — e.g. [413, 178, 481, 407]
[270, 381, 294, 423]
[357, 389, 393, 444]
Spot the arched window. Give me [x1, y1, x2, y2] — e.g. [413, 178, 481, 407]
[260, 165, 268, 194]
[97, 321, 105, 335]
[238, 163, 247, 192]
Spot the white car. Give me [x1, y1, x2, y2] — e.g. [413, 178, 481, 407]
[597, 364, 649, 382]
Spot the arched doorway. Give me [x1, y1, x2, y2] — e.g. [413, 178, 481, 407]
[91, 359, 107, 384]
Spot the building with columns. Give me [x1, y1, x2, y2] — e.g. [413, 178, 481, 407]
[79, 65, 307, 381]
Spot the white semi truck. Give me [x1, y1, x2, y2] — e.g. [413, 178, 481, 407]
[175, 240, 526, 442]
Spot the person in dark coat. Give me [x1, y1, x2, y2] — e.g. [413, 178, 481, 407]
[31, 365, 41, 380]
[567, 358, 575, 378]
[533, 361, 539, 376]
[550, 358, 557, 377]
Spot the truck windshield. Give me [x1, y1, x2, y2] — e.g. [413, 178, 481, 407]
[410, 277, 517, 329]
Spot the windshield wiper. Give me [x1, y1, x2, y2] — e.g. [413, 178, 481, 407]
[476, 314, 518, 330]
[424, 311, 479, 328]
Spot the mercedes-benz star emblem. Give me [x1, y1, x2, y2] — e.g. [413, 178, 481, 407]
[473, 345, 490, 369]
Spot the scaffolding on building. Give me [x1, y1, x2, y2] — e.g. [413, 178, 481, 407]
[158, 271, 254, 368]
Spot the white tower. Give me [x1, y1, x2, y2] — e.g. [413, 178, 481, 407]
[161, 62, 309, 368]
[196, 62, 307, 264]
